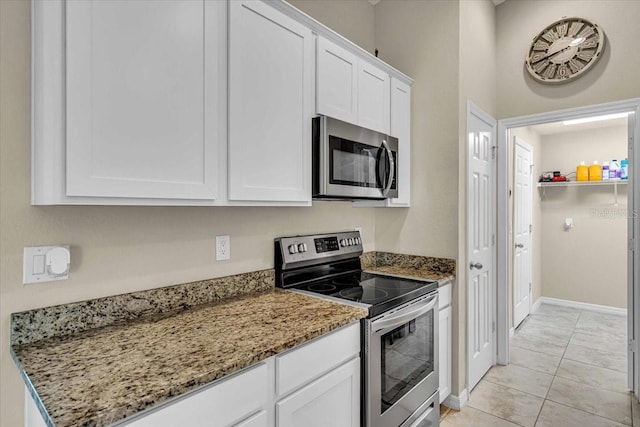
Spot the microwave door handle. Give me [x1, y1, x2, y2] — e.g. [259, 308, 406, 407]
[380, 139, 395, 197]
[372, 293, 438, 333]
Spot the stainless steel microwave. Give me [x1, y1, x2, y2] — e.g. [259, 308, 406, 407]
[312, 116, 398, 200]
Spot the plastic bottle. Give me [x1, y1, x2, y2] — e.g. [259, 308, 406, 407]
[610, 159, 620, 180]
[602, 162, 610, 180]
[589, 161, 602, 181]
[576, 161, 589, 181]
[621, 159, 629, 180]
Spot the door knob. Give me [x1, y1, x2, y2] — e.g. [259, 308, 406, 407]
[515, 243, 524, 248]
[469, 262, 483, 270]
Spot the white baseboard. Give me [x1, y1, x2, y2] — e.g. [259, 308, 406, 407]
[534, 296, 627, 316]
[443, 389, 468, 410]
[532, 297, 542, 314]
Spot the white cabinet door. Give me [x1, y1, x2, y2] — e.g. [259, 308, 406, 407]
[388, 77, 411, 206]
[65, 1, 223, 200]
[277, 357, 360, 427]
[357, 61, 390, 135]
[352, 77, 411, 208]
[228, 0, 313, 203]
[316, 36, 358, 124]
[439, 305, 452, 403]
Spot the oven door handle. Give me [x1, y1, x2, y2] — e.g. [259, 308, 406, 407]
[372, 293, 438, 333]
[379, 139, 395, 197]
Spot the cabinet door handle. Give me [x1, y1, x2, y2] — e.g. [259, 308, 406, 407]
[469, 262, 483, 270]
[515, 243, 524, 248]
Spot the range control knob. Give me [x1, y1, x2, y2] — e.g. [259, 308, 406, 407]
[288, 244, 298, 254]
[348, 238, 354, 245]
[340, 239, 347, 247]
[297, 243, 307, 253]
[354, 237, 360, 245]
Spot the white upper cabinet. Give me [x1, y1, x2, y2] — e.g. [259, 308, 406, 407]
[32, 0, 410, 206]
[357, 61, 391, 135]
[352, 77, 411, 208]
[316, 37, 358, 124]
[388, 77, 411, 206]
[32, 0, 226, 205]
[228, 0, 313, 203]
[316, 36, 392, 135]
[65, 0, 222, 200]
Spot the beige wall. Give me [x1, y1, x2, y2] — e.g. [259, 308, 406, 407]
[372, 0, 462, 396]
[0, 2, 377, 425]
[539, 124, 628, 308]
[373, 0, 496, 397]
[508, 126, 543, 328]
[287, 0, 375, 54]
[496, 0, 640, 119]
[373, 0, 460, 260]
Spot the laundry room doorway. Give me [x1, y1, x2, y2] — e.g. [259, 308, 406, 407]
[496, 98, 640, 398]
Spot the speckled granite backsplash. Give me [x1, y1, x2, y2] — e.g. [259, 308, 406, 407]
[364, 251, 456, 274]
[11, 269, 274, 346]
[361, 251, 456, 283]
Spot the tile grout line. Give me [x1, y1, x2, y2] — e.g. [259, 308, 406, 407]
[465, 401, 529, 427]
[505, 307, 630, 426]
[544, 395, 633, 425]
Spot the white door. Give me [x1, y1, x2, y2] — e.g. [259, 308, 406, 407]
[467, 103, 497, 391]
[316, 36, 358, 123]
[513, 137, 533, 328]
[65, 0, 222, 200]
[276, 358, 360, 427]
[228, 0, 313, 202]
[357, 61, 390, 134]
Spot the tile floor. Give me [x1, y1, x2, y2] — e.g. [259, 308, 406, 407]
[441, 303, 638, 426]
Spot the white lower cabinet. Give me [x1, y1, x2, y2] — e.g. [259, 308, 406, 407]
[24, 323, 360, 427]
[276, 357, 360, 427]
[125, 362, 269, 427]
[234, 410, 269, 427]
[438, 283, 453, 403]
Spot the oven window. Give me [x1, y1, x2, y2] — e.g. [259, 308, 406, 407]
[380, 310, 434, 413]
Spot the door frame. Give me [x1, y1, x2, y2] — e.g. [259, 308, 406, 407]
[496, 99, 640, 398]
[466, 101, 498, 393]
[512, 137, 533, 329]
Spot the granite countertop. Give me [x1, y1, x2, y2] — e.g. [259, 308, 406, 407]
[12, 288, 367, 427]
[361, 251, 456, 285]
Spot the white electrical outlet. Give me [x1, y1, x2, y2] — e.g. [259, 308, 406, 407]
[216, 235, 230, 261]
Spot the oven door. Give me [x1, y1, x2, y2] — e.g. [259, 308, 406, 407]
[313, 116, 398, 199]
[366, 292, 439, 427]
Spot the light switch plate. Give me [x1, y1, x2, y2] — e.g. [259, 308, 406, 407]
[23, 245, 70, 284]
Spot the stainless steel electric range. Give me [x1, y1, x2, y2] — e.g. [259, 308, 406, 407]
[275, 231, 440, 427]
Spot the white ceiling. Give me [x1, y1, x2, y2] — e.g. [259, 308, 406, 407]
[531, 117, 628, 136]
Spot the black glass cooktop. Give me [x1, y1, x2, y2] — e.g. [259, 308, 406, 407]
[294, 271, 438, 317]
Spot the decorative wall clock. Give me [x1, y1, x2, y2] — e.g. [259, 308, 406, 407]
[525, 17, 605, 84]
